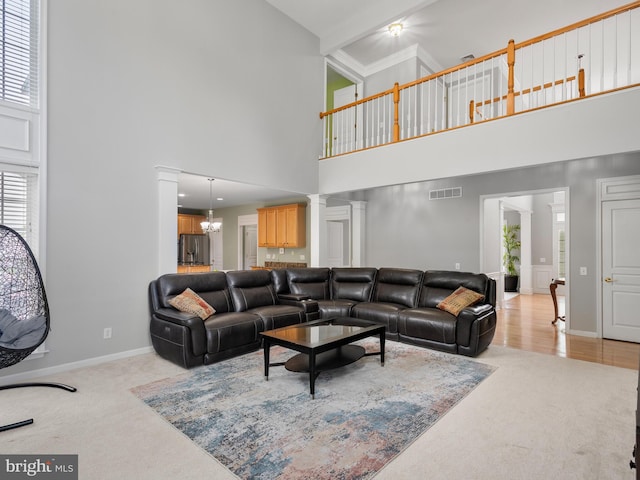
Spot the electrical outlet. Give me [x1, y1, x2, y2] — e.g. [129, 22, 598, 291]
[580, 267, 587, 276]
[540, 258, 546, 263]
[300, 255, 305, 261]
[455, 263, 461, 270]
[279, 248, 284, 254]
[103, 327, 112, 339]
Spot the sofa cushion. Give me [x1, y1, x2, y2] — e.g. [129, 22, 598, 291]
[371, 268, 423, 308]
[398, 307, 457, 344]
[169, 288, 216, 320]
[287, 267, 331, 300]
[419, 270, 491, 308]
[316, 299, 358, 318]
[154, 272, 234, 314]
[330, 267, 377, 302]
[204, 312, 263, 354]
[437, 286, 484, 316]
[351, 302, 403, 334]
[226, 270, 278, 311]
[248, 305, 305, 330]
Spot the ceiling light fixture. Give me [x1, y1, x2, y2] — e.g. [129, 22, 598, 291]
[388, 23, 403, 37]
[200, 178, 222, 233]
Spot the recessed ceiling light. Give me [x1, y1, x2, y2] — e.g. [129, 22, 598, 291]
[388, 23, 403, 37]
[178, 193, 185, 197]
[216, 197, 224, 201]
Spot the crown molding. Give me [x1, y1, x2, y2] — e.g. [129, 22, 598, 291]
[330, 43, 444, 79]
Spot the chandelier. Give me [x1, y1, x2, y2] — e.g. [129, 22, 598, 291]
[200, 178, 222, 233]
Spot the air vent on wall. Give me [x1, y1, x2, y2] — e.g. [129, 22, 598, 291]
[429, 187, 462, 200]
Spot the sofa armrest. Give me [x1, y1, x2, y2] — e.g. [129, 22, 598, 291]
[278, 297, 319, 315]
[153, 307, 206, 356]
[456, 303, 494, 347]
[278, 293, 310, 302]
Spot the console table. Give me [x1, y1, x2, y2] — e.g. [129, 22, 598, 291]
[550, 278, 565, 324]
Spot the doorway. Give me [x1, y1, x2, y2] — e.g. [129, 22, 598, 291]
[481, 188, 569, 321]
[238, 214, 258, 270]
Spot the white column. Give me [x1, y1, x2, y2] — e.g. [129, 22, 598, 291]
[307, 194, 328, 267]
[156, 166, 181, 276]
[519, 211, 533, 295]
[350, 201, 367, 267]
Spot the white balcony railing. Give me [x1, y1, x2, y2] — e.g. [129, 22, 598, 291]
[320, 1, 640, 159]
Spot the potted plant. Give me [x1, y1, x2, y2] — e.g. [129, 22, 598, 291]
[503, 224, 521, 292]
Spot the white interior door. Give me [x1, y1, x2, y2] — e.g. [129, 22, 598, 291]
[602, 198, 640, 341]
[243, 225, 257, 269]
[327, 221, 345, 267]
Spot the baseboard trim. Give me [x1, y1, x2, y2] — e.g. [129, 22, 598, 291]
[0, 346, 154, 386]
[565, 328, 598, 338]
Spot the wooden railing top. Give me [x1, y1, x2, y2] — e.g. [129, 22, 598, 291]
[320, 0, 640, 120]
[514, 0, 640, 50]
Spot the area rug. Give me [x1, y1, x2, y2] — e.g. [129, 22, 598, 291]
[131, 341, 496, 479]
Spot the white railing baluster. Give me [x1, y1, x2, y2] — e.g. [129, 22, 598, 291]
[319, 3, 640, 158]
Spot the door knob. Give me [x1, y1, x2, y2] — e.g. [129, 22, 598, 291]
[604, 277, 613, 283]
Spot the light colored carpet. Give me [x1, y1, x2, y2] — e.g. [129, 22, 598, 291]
[132, 341, 496, 479]
[0, 344, 636, 479]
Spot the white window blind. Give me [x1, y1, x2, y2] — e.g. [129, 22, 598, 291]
[0, 0, 39, 107]
[0, 168, 38, 249]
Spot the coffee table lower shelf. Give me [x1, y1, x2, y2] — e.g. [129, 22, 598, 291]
[259, 318, 385, 399]
[284, 345, 365, 373]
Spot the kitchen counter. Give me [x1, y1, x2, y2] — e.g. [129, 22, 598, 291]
[252, 262, 308, 271]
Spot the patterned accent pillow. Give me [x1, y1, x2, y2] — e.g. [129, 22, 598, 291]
[437, 286, 484, 316]
[169, 288, 216, 320]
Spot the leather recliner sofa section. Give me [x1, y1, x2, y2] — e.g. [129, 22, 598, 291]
[149, 271, 265, 368]
[274, 267, 496, 357]
[149, 267, 497, 369]
[397, 270, 497, 356]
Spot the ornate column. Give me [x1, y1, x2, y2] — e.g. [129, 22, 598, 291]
[307, 194, 328, 267]
[350, 201, 367, 267]
[156, 166, 181, 275]
[519, 210, 533, 295]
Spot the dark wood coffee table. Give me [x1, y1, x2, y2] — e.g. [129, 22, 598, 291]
[259, 318, 385, 398]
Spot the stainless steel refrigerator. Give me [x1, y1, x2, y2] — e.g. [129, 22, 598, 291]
[178, 234, 210, 264]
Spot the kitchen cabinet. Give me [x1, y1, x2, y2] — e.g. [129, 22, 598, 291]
[257, 203, 306, 248]
[178, 214, 206, 237]
[257, 208, 278, 247]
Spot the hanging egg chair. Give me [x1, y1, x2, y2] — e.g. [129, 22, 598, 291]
[0, 225, 76, 432]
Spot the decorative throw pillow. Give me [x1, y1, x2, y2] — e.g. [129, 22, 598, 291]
[437, 286, 484, 316]
[169, 288, 216, 320]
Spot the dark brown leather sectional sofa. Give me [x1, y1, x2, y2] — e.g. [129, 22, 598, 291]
[148, 267, 497, 368]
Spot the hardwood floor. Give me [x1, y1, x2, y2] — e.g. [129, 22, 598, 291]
[493, 293, 640, 370]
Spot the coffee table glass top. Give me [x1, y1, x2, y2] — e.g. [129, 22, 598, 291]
[260, 319, 380, 348]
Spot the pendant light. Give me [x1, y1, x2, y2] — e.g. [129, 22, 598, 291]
[200, 178, 222, 233]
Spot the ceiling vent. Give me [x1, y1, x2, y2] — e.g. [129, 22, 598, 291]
[429, 187, 462, 200]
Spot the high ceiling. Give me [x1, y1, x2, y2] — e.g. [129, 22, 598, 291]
[182, 0, 629, 209]
[266, 0, 629, 72]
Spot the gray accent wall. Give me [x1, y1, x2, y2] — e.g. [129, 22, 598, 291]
[2, 0, 322, 377]
[355, 153, 640, 333]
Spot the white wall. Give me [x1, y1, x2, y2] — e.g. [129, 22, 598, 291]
[1, 0, 323, 377]
[338, 153, 640, 334]
[319, 87, 640, 194]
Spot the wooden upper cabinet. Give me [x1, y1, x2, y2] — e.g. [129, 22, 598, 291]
[178, 214, 206, 237]
[257, 203, 306, 248]
[258, 208, 277, 247]
[279, 204, 305, 248]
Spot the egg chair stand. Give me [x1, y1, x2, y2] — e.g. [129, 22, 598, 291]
[0, 225, 76, 432]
